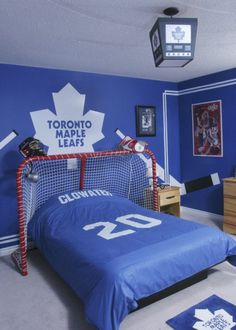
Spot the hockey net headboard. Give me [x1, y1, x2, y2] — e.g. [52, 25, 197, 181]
[13, 149, 158, 275]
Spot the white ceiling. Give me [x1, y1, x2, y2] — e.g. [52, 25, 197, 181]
[0, 0, 236, 82]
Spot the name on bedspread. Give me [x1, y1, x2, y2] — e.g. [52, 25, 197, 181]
[58, 189, 112, 204]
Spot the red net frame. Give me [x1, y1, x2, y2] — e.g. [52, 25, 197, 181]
[13, 149, 158, 276]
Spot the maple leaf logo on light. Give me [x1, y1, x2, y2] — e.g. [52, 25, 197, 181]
[30, 83, 105, 155]
[172, 26, 185, 43]
[193, 308, 236, 330]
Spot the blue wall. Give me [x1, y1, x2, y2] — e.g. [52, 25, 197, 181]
[178, 68, 236, 214]
[0, 64, 178, 250]
[1, 63, 235, 253]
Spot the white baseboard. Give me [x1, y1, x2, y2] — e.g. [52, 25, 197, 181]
[0, 244, 19, 257]
[0, 239, 35, 257]
[0, 234, 19, 257]
[181, 206, 223, 224]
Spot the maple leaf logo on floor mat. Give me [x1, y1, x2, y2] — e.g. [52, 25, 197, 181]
[193, 308, 236, 330]
[30, 83, 105, 154]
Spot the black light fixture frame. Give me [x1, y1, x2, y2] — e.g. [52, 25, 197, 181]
[149, 7, 198, 68]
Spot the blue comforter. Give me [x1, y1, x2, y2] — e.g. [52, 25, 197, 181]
[28, 189, 236, 330]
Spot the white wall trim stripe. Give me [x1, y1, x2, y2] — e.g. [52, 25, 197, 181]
[0, 234, 19, 241]
[0, 238, 19, 245]
[163, 78, 236, 183]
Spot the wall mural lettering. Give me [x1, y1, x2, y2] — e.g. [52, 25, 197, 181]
[30, 83, 105, 154]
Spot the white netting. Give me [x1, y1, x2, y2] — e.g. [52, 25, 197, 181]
[14, 151, 157, 274]
[19, 152, 156, 241]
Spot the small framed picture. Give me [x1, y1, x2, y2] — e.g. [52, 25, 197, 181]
[135, 105, 156, 137]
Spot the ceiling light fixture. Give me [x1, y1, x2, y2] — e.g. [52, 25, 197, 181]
[149, 7, 198, 68]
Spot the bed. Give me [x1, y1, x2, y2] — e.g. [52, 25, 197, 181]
[12, 150, 236, 330]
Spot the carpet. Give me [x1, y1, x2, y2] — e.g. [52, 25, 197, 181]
[166, 295, 236, 330]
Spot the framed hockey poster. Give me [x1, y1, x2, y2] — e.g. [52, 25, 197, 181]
[192, 100, 223, 157]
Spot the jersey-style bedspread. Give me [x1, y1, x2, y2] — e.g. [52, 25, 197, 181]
[28, 190, 236, 330]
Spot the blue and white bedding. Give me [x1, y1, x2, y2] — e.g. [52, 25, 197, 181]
[28, 189, 236, 330]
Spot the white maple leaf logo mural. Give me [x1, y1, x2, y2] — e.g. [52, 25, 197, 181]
[30, 83, 105, 155]
[193, 308, 236, 330]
